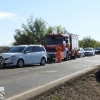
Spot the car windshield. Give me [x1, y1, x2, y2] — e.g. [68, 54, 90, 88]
[7, 46, 26, 53]
[43, 36, 63, 44]
[84, 48, 93, 51]
[94, 48, 100, 50]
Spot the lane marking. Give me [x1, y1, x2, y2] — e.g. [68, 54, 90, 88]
[0, 65, 57, 77]
[45, 71, 58, 73]
[85, 60, 100, 62]
[6, 67, 95, 100]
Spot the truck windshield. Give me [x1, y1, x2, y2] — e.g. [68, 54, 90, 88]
[44, 36, 63, 44]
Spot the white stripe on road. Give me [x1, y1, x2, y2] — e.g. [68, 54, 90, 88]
[6, 67, 95, 100]
[0, 64, 58, 77]
[85, 60, 100, 62]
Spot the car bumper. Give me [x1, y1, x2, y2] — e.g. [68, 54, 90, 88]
[3, 59, 17, 66]
[85, 53, 93, 56]
[95, 51, 100, 54]
[47, 52, 56, 58]
[77, 54, 81, 57]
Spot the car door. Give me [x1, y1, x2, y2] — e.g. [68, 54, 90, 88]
[32, 46, 41, 63]
[23, 46, 33, 64]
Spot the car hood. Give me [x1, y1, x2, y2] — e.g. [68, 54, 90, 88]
[1, 53, 20, 58]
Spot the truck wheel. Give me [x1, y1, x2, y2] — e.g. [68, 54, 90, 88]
[71, 55, 76, 59]
[64, 53, 69, 61]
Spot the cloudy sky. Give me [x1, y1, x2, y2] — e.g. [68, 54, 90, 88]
[0, 0, 100, 46]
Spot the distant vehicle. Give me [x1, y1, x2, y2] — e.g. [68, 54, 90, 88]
[77, 48, 85, 58]
[84, 48, 95, 56]
[1, 45, 47, 67]
[94, 47, 100, 54]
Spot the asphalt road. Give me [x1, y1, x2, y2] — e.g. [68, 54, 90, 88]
[0, 55, 100, 99]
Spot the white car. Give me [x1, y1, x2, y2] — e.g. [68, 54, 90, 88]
[1, 45, 47, 67]
[84, 47, 95, 56]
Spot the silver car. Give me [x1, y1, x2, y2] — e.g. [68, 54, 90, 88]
[1, 45, 47, 67]
[84, 48, 95, 56]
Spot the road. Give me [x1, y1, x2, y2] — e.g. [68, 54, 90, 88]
[0, 55, 100, 99]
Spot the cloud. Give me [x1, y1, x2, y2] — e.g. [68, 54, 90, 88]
[0, 12, 26, 21]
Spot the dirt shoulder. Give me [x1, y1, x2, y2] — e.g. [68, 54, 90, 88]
[28, 67, 100, 100]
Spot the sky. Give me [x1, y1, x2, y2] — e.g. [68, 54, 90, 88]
[0, 0, 100, 46]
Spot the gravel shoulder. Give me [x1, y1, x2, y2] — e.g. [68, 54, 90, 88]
[29, 68, 100, 100]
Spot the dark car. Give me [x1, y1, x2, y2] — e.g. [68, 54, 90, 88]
[77, 48, 85, 58]
[94, 47, 100, 54]
[84, 48, 95, 56]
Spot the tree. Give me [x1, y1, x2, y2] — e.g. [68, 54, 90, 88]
[46, 25, 67, 34]
[13, 16, 47, 45]
[79, 36, 100, 48]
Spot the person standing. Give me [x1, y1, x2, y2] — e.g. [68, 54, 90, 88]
[55, 45, 62, 62]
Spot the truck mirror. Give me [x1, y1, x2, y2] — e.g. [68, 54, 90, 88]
[63, 41, 66, 46]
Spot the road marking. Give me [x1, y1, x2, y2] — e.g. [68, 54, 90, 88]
[85, 60, 100, 62]
[45, 71, 58, 73]
[0, 65, 57, 77]
[0, 69, 29, 77]
[6, 67, 95, 100]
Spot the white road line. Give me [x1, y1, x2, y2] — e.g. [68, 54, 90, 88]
[0, 65, 56, 77]
[6, 67, 94, 100]
[85, 60, 100, 62]
[45, 71, 58, 73]
[0, 69, 29, 77]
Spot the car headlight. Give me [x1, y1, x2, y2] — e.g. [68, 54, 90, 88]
[9, 55, 17, 60]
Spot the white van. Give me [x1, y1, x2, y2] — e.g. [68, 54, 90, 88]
[1, 45, 47, 67]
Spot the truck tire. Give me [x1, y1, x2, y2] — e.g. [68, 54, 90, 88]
[64, 53, 69, 61]
[71, 54, 76, 59]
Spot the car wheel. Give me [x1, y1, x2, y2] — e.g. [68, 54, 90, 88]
[83, 54, 85, 57]
[40, 58, 46, 66]
[79, 53, 82, 58]
[17, 59, 24, 67]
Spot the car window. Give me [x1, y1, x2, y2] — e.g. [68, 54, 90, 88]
[40, 47, 45, 51]
[24, 47, 32, 53]
[32, 46, 40, 52]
